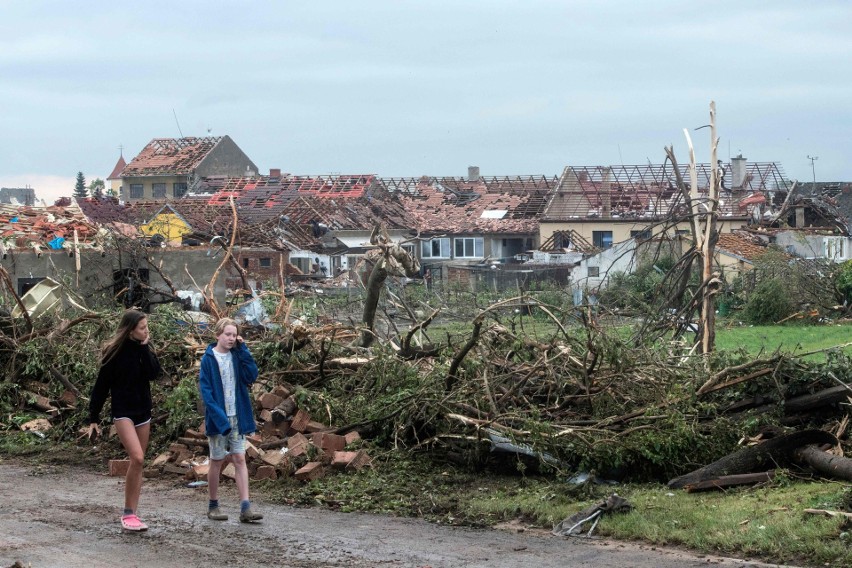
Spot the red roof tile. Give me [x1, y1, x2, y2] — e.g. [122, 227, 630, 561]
[122, 137, 223, 177]
[386, 175, 558, 234]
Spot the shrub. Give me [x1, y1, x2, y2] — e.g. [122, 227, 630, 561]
[742, 277, 795, 324]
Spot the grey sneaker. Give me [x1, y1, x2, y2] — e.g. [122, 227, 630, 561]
[207, 506, 228, 521]
[239, 507, 263, 523]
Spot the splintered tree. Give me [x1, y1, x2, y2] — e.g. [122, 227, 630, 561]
[73, 172, 87, 199]
[88, 178, 105, 199]
[665, 101, 723, 354]
[355, 224, 420, 348]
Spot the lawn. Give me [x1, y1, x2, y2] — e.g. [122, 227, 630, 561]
[715, 321, 852, 358]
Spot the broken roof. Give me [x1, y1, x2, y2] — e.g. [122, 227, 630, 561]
[121, 137, 224, 177]
[791, 181, 852, 233]
[190, 174, 411, 231]
[543, 162, 790, 221]
[77, 195, 320, 252]
[715, 232, 770, 263]
[383, 175, 558, 234]
[0, 202, 100, 249]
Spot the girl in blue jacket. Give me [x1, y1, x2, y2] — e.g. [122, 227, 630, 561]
[199, 317, 262, 523]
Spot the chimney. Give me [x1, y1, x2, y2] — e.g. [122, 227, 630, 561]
[467, 166, 480, 182]
[731, 154, 747, 189]
[269, 168, 281, 178]
[600, 167, 612, 217]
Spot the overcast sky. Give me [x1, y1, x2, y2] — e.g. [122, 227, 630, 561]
[1, 0, 849, 203]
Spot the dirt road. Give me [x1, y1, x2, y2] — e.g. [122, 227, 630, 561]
[0, 460, 795, 568]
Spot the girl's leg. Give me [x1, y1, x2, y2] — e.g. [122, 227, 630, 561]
[231, 453, 250, 502]
[115, 420, 150, 513]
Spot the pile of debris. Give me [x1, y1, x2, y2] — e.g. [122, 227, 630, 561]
[107, 385, 371, 483]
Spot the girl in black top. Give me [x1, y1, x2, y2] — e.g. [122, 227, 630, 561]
[86, 309, 161, 532]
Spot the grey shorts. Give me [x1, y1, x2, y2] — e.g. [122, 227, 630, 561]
[207, 416, 246, 460]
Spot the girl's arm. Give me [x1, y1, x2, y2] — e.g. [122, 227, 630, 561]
[143, 344, 163, 381]
[88, 361, 112, 424]
[233, 342, 259, 385]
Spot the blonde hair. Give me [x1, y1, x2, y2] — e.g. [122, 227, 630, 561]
[213, 317, 238, 336]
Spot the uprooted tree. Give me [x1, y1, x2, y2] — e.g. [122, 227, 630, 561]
[2, 105, 852, 487]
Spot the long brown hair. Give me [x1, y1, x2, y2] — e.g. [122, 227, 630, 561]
[101, 309, 148, 365]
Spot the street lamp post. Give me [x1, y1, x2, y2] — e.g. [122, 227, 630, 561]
[807, 155, 818, 186]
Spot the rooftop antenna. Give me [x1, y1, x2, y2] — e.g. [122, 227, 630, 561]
[807, 155, 818, 185]
[118, 144, 124, 158]
[172, 109, 184, 138]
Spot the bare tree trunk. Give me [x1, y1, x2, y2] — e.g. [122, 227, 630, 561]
[665, 101, 722, 354]
[356, 258, 388, 348]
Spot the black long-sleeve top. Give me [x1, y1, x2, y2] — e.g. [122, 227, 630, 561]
[88, 339, 162, 424]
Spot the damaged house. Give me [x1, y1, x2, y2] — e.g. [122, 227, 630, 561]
[386, 168, 559, 288]
[120, 136, 258, 202]
[76, 195, 306, 308]
[188, 171, 410, 279]
[756, 181, 852, 262]
[540, 158, 791, 292]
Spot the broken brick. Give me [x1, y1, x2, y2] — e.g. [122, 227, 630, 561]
[184, 428, 205, 439]
[343, 431, 361, 446]
[289, 409, 311, 432]
[254, 465, 277, 481]
[346, 450, 372, 471]
[109, 459, 130, 477]
[287, 432, 310, 458]
[272, 385, 291, 399]
[294, 461, 325, 481]
[304, 420, 330, 433]
[246, 441, 263, 460]
[260, 448, 288, 468]
[192, 462, 209, 481]
[259, 392, 284, 410]
[152, 453, 171, 467]
[331, 451, 360, 470]
[311, 432, 346, 453]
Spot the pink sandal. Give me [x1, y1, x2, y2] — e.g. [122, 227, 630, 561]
[121, 514, 148, 531]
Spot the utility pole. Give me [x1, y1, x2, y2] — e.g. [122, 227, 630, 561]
[807, 155, 818, 186]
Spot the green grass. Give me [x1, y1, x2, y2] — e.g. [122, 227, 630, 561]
[715, 322, 852, 358]
[258, 452, 852, 567]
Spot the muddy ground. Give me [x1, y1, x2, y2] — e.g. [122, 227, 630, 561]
[0, 460, 796, 568]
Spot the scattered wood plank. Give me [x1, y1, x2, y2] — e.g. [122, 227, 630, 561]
[684, 471, 775, 492]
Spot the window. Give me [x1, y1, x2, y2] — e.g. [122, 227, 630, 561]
[454, 237, 484, 258]
[152, 183, 166, 198]
[129, 184, 143, 199]
[592, 231, 613, 249]
[587, 266, 600, 277]
[422, 238, 451, 258]
[173, 182, 188, 198]
[17, 277, 44, 297]
[630, 229, 651, 241]
[825, 237, 846, 260]
[242, 258, 250, 268]
[259, 257, 271, 268]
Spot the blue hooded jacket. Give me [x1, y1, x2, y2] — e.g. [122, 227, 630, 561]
[199, 341, 258, 436]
